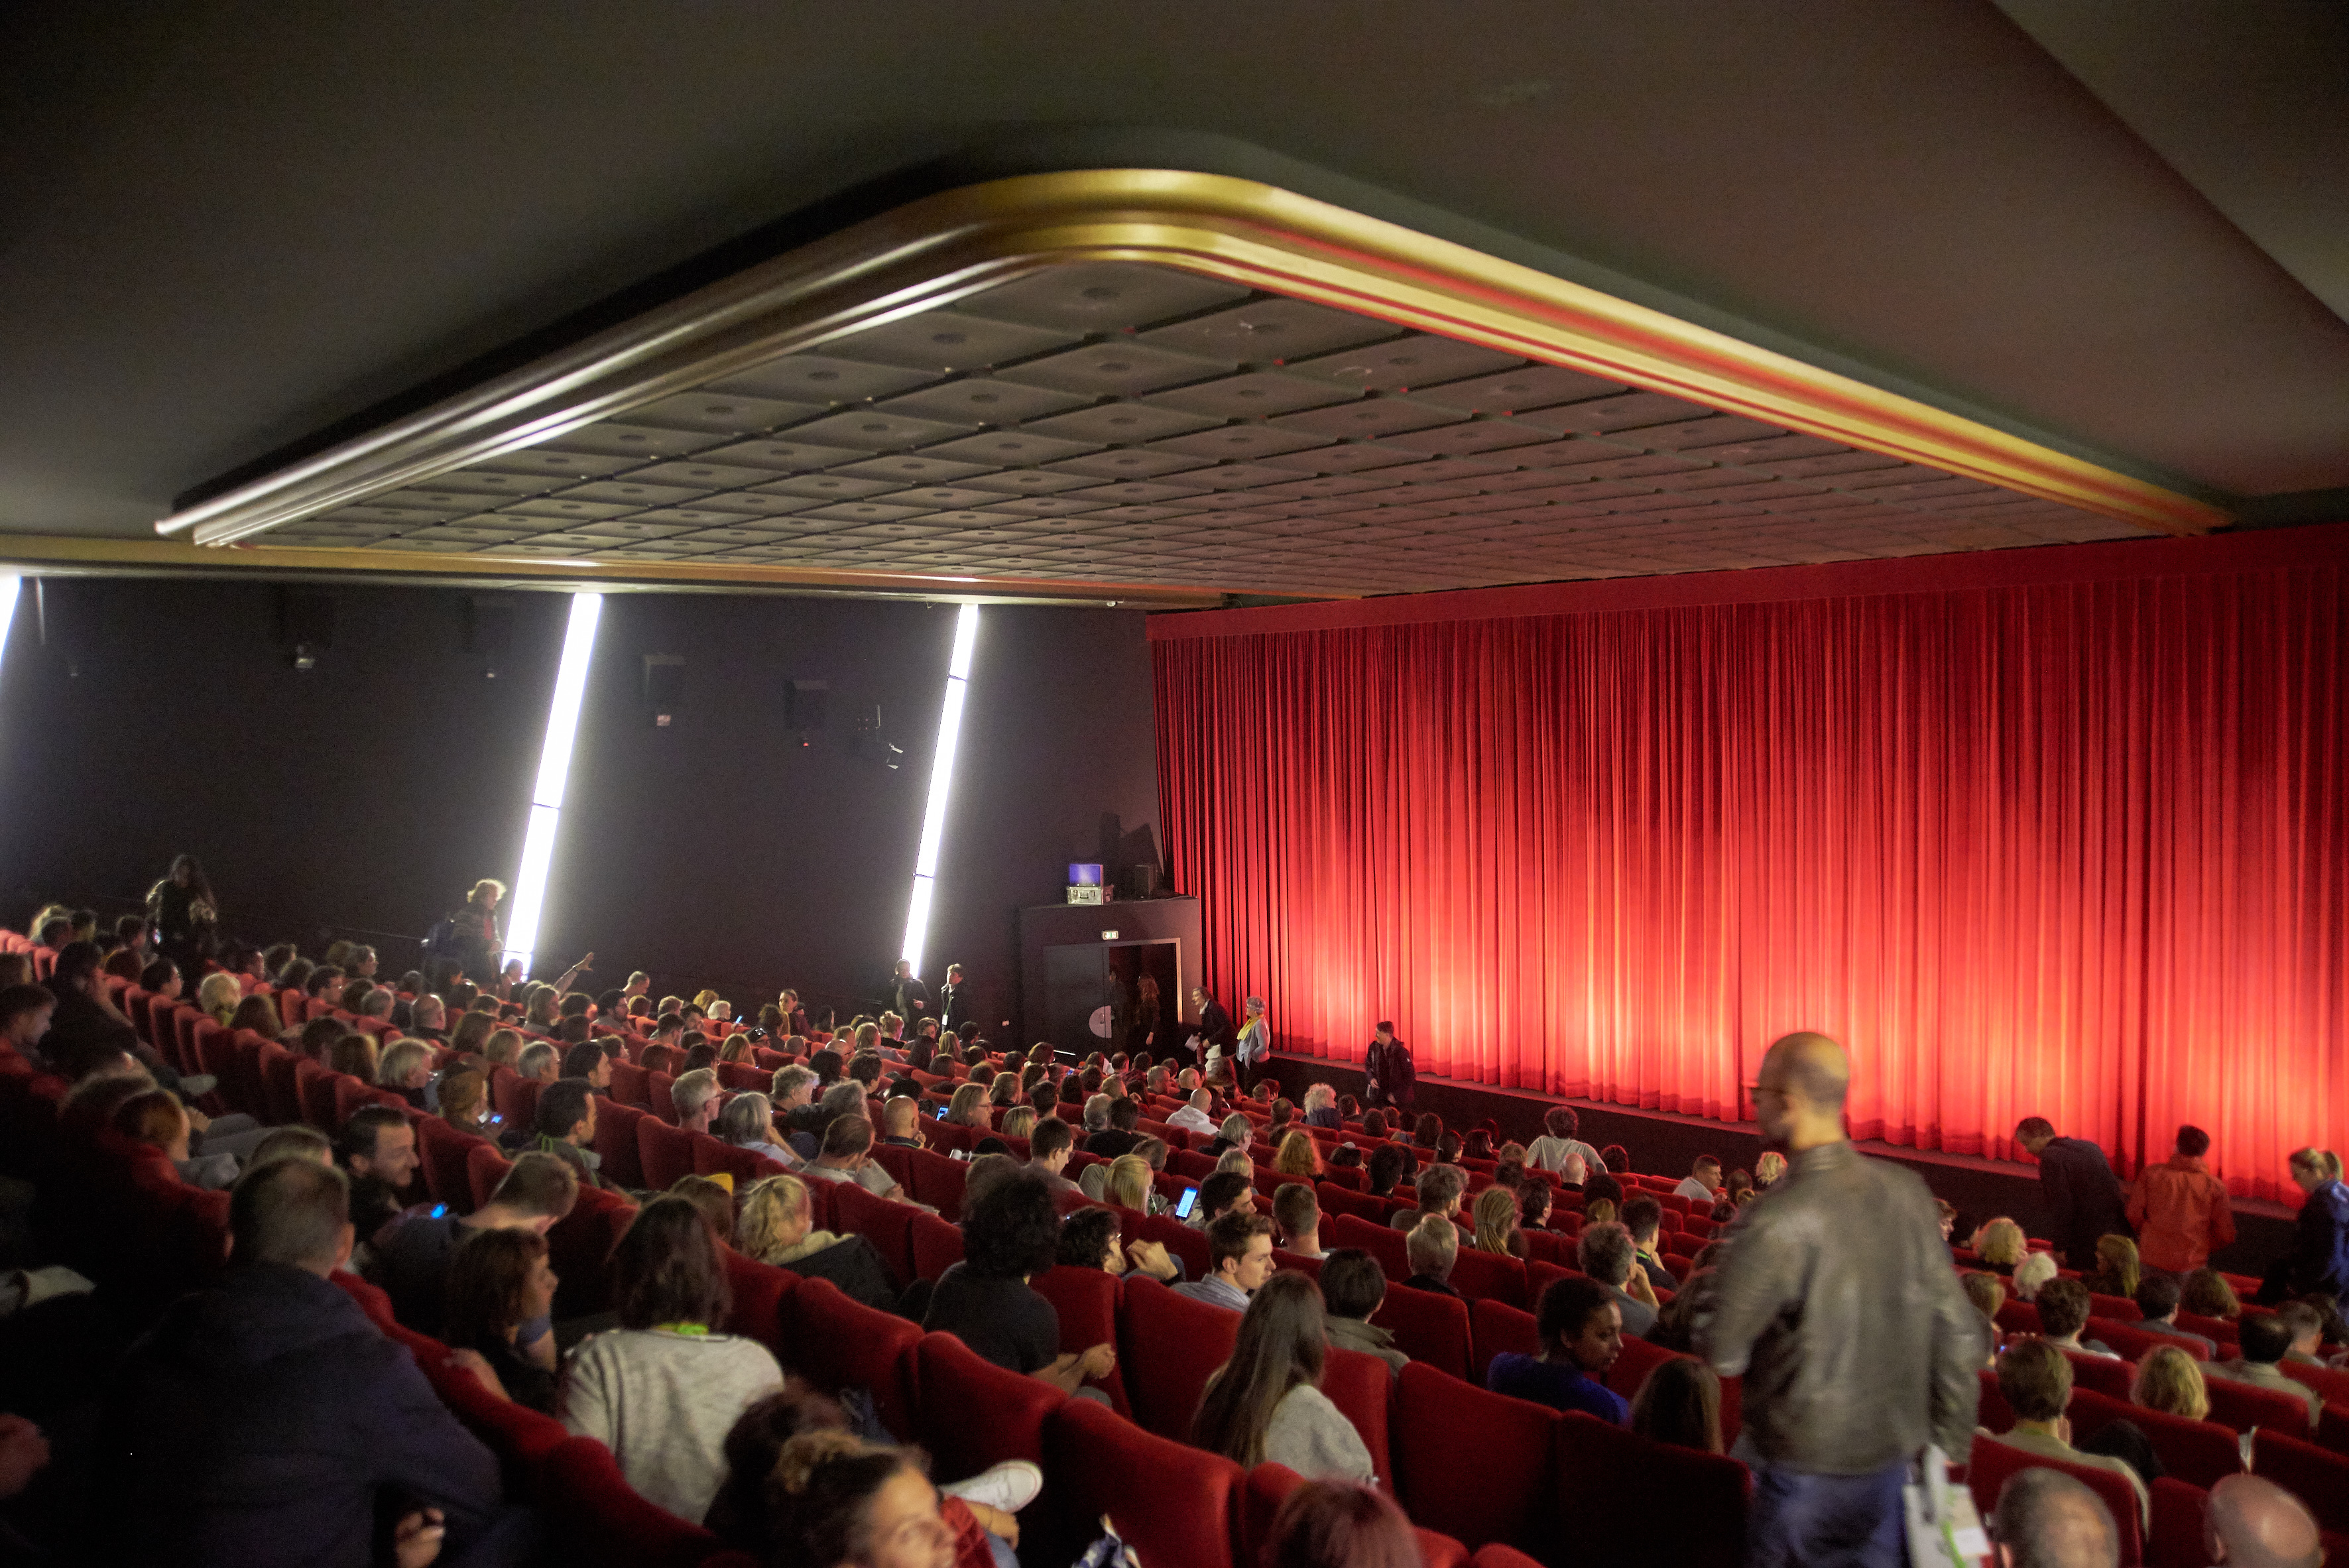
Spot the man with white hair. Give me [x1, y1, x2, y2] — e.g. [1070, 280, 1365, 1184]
[1302, 1083, 1341, 1130]
[1167, 1087, 1219, 1136]
[671, 1067, 720, 1136]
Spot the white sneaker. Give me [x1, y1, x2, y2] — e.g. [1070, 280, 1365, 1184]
[939, 1459, 1043, 1514]
[178, 1075, 219, 1097]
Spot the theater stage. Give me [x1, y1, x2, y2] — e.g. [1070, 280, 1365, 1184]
[1260, 1054, 2297, 1276]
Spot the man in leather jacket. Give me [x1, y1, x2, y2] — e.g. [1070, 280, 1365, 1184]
[1693, 1032, 1982, 1567]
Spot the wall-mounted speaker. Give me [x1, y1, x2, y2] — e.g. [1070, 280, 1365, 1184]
[643, 654, 685, 727]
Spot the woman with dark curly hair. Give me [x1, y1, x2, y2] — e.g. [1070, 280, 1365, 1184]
[920, 1172, 1115, 1398]
[559, 1197, 784, 1522]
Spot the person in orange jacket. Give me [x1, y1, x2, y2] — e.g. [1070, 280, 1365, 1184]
[2128, 1123, 2236, 1274]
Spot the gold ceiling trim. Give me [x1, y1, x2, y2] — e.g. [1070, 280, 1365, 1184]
[158, 169, 2228, 549]
[0, 533, 1226, 607]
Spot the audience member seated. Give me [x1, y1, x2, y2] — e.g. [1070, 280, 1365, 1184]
[1207, 1113, 1254, 1161]
[1974, 1217, 2027, 1274]
[1630, 1355, 1724, 1453]
[1386, 1162, 1473, 1246]
[1473, 1184, 1526, 1260]
[2082, 1235, 2140, 1301]
[878, 1096, 930, 1150]
[762, 1432, 977, 1568]
[1986, 1468, 2119, 1568]
[1987, 1339, 2149, 1529]
[1056, 1205, 1179, 1284]
[438, 1067, 490, 1133]
[101, 1158, 520, 1566]
[1274, 1182, 1324, 1260]
[924, 1173, 1117, 1397]
[1272, 1130, 1323, 1179]
[1193, 1274, 1374, 1483]
[1962, 1273, 2007, 1363]
[1103, 1154, 1161, 1216]
[1400, 1213, 1461, 1297]
[2130, 1345, 2210, 1421]
[115, 1087, 239, 1190]
[1024, 1116, 1080, 1194]
[1177, 1209, 1279, 1312]
[528, 1079, 613, 1190]
[2210, 1311, 2322, 1431]
[443, 1228, 561, 1414]
[2181, 1266, 2242, 1323]
[1618, 1193, 1671, 1290]
[1166, 1088, 1219, 1136]
[735, 1174, 900, 1311]
[2204, 1475, 2321, 1568]
[672, 1067, 721, 1135]
[371, 1150, 578, 1336]
[1525, 1105, 1602, 1177]
[377, 1038, 434, 1109]
[0, 985, 57, 1063]
[1577, 1219, 1659, 1338]
[2032, 1278, 2116, 1357]
[2128, 1272, 2213, 1357]
[1301, 1083, 1341, 1131]
[1487, 1277, 1629, 1425]
[718, 1090, 805, 1170]
[1318, 1248, 1408, 1376]
[1192, 1170, 1256, 1231]
[804, 1115, 912, 1203]
[1673, 1154, 1722, 1204]
[44, 941, 176, 1087]
[2012, 1250, 2059, 1302]
[560, 1196, 785, 1522]
[1518, 1180, 1555, 1234]
[337, 1103, 420, 1249]
[249, 1124, 334, 1168]
[670, 1174, 737, 1240]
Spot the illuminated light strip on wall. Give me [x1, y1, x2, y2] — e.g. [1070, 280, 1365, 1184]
[902, 603, 980, 977]
[502, 593, 603, 975]
[0, 577, 19, 676]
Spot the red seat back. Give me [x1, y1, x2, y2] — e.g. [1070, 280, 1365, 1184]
[2090, 1318, 2207, 1362]
[333, 1074, 400, 1128]
[415, 1115, 489, 1209]
[607, 1057, 650, 1108]
[2200, 1371, 2315, 1436]
[1394, 1362, 1557, 1550]
[2282, 1358, 2349, 1410]
[1319, 1345, 1394, 1489]
[1996, 1299, 2044, 1337]
[492, 1073, 540, 1134]
[692, 1135, 775, 1191]
[1965, 1434, 2143, 1567]
[590, 1099, 648, 1190]
[909, 1212, 965, 1280]
[1029, 1265, 1128, 1413]
[2067, 1387, 2241, 1490]
[1551, 1410, 1750, 1568]
[294, 1058, 339, 1130]
[1447, 1245, 1528, 1307]
[262, 1046, 306, 1126]
[1469, 1298, 1541, 1384]
[906, 1149, 968, 1219]
[1327, 1213, 1411, 1282]
[2088, 1292, 2139, 1323]
[1603, 1335, 1691, 1402]
[636, 1116, 698, 1191]
[915, 1332, 1066, 1484]
[1368, 1278, 1472, 1381]
[647, 1070, 677, 1124]
[786, 1278, 923, 1439]
[1117, 1277, 1240, 1441]
[534, 1435, 729, 1568]
[2060, 1347, 2136, 1400]
[721, 1249, 796, 1349]
[1046, 1396, 1241, 1568]
[827, 1183, 917, 1284]
[466, 1143, 514, 1210]
[1135, 1211, 1211, 1280]
[2252, 1429, 2349, 1534]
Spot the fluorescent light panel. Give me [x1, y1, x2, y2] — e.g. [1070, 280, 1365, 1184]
[902, 603, 979, 975]
[503, 593, 603, 971]
[0, 577, 19, 675]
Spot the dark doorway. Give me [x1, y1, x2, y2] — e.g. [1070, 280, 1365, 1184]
[1042, 938, 1180, 1059]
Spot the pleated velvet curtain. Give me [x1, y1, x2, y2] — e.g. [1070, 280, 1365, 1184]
[1152, 549, 2346, 1200]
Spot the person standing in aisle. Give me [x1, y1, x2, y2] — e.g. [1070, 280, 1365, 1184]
[1233, 996, 1271, 1096]
[935, 963, 969, 1036]
[1191, 987, 1235, 1077]
[1363, 1022, 1415, 1113]
[889, 959, 932, 1027]
[147, 853, 221, 991]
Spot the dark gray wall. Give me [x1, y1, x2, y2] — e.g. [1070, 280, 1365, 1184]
[0, 578, 1157, 1031]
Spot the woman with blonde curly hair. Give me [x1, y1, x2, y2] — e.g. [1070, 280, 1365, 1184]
[1274, 1129, 1324, 1178]
[1473, 1184, 1526, 1260]
[1105, 1153, 1158, 1214]
[2130, 1345, 2210, 1421]
[998, 1106, 1037, 1142]
[196, 971, 242, 1028]
[1972, 1217, 2025, 1272]
[2012, 1251, 2059, 1302]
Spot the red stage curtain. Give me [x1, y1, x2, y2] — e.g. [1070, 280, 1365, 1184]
[1152, 551, 2346, 1200]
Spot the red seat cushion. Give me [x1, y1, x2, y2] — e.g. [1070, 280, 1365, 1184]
[785, 1278, 923, 1439]
[1325, 1213, 1411, 1282]
[1394, 1361, 1558, 1549]
[1447, 1246, 1528, 1308]
[1047, 1394, 1241, 1568]
[1117, 1276, 1240, 1442]
[915, 1332, 1066, 1485]
[589, 1099, 648, 1190]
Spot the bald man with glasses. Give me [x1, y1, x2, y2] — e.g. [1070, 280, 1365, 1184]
[1693, 1032, 1984, 1567]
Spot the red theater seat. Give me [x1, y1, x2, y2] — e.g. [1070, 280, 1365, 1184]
[786, 1278, 922, 1439]
[1326, 1213, 1411, 1282]
[466, 1144, 514, 1211]
[1551, 1410, 1750, 1568]
[2059, 1347, 2135, 1401]
[2283, 1359, 2349, 1410]
[647, 1071, 677, 1124]
[607, 1058, 650, 1108]
[692, 1134, 774, 1190]
[2090, 1318, 2207, 1362]
[1047, 1396, 1241, 1568]
[1603, 1335, 1689, 1403]
[1117, 1277, 1240, 1442]
[1028, 1265, 1129, 1412]
[1319, 1345, 1394, 1486]
[1469, 1298, 1541, 1384]
[1447, 1246, 1528, 1307]
[916, 1333, 1065, 1484]
[907, 1149, 968, 1217]
[2200, 1372, 2315, 1437]
[636, 1116, 697, 1191]
[1967, 1434, 2143, 1567]
[908, 1211, 965, 1280]
[261, 1046, 306, 1126]
[333, 1074, 401, 1128]
[534, 1435, 733, 1568]
[2067, 1388, 2241, 1490]
[1135, 1211, 1210, 1280]
[416, 1115, 489, 1209]
[721, 1249, 794, 1349]
[589, 1099, 648, 1190]
[1394, 1363, 1555, 1551]
[546, 1185, 632, 1319]
[827, 1183, 917, 1283]
[491, 1072, 540, 1134]
[2252, 1429, 2349, 1534]
[1369, 1279, 1472, 1381]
